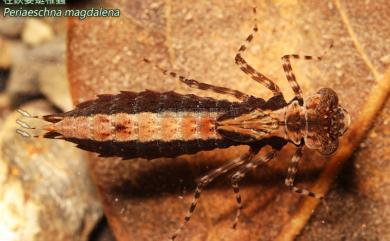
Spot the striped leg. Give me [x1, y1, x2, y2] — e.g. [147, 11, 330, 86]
[170, 150, 256, 240]
[229, 149, 277, 229]
[231, 180, 243, 229]
[281, 42, 334, 103]
[234, 7, 282, 96]
[284, 147, 323, 199]
[143, 58, 250, 101]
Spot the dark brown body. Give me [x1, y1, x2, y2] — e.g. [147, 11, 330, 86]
[42, 90, 288, 159]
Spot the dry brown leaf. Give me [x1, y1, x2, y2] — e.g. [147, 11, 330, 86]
[68, 1, 390, 241]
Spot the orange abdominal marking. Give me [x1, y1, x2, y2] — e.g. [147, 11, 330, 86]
[113, 113, 135, 141]
[92, 114, 111, 141]
[199, 112, 218, 140]
[181, 113, 197, 140]
[138, 112, 158, 142]
[160, 112, 180, 141]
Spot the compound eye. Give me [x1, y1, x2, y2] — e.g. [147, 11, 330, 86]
[317, 88, 338, 106]
[319, 139, 339, 155]
[305, 133, 339, 155]
[338, 107, 351, 135]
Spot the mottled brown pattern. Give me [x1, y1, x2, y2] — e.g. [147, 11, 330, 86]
[304, 88, 349, 155]
[113, 113, 134, 142]
[160, 112, 180, 141]
[181, 113, 197, 140]
[49, 111, 224, 146]
[138, 112, 158, 142]
[92, 114, 111, 141]
[50, 116, 90, 140]
[199, 112, 218, 140]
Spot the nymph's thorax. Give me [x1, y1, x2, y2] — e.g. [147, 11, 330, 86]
[216, 100, 305, 145]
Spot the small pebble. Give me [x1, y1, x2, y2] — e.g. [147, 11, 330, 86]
[22, 19, 54, 46]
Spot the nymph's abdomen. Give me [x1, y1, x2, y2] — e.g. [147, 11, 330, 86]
[42, 90, 249, 159]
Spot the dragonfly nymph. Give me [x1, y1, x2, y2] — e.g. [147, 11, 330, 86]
[16, 7, 350, 241]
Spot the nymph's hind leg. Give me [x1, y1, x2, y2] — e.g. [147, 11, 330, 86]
[170, 149, 256, 240]
[143, 58, 250, 101]
[284, 147, 323, 199]
[234, 7, 282, 96]
[229, 149, 278, 229]
[281, 42, 333, 103]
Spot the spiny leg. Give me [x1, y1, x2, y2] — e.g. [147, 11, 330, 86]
[229, 148, 278, 229]
[234, 7, 282, 96]
[281, 42, 334, 103]
[284, 147, 323, 199]
[143, 58, 250, 101]
[170, 150, 256, 240]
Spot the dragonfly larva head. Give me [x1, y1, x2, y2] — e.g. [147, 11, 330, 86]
[304, 88, 351, 155]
